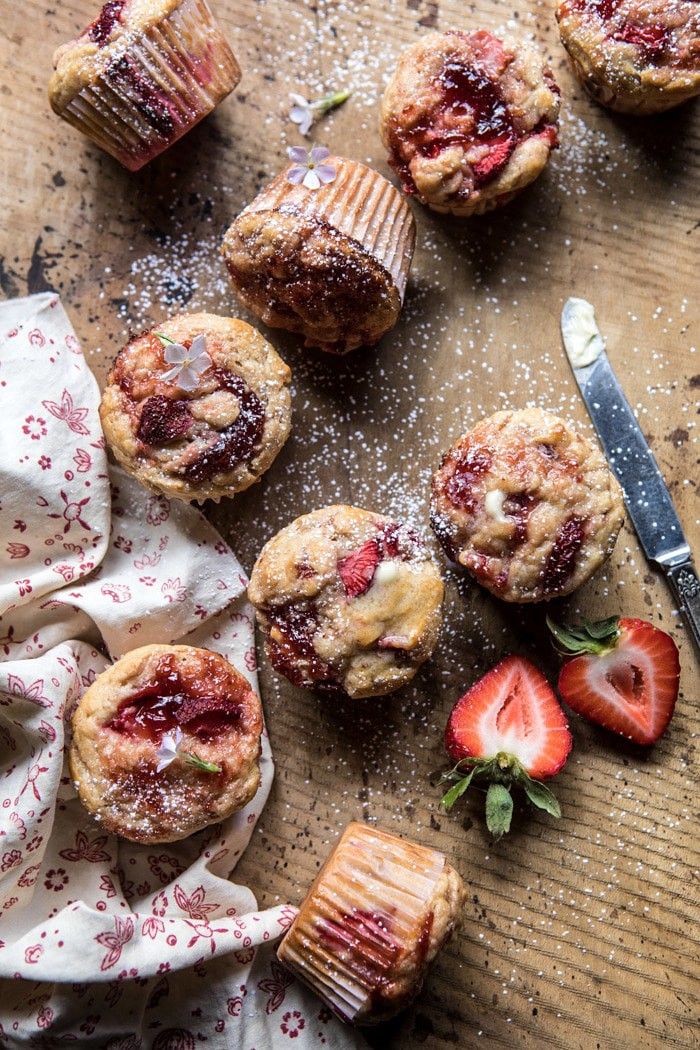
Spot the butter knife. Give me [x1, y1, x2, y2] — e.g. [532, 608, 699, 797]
[560, 297, 700, 651]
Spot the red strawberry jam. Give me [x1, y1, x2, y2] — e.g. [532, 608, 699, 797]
[319, 909, 398, 984]
[444, 446, 492, 513]
[107, 655, 243, 743]
[386, 31, 558, 194]
[137, 395, 193, 445]
[613, 22, 669, 61]
[541, 515, 585, 595]
[503, 492, 539, 545]
[87, 0, 127, 46]
[266, 602, 337, 689]
[182, 369, 265, 482]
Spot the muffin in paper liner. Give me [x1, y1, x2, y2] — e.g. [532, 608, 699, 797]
[222, 156, 416, 354]
[49, 0, 241, 171]
[277, 822, 465, 1024]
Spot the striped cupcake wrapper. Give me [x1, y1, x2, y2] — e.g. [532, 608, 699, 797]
[60, 0, 240, 171]
[277, 822, 445, 1023]
[243, 158, 416, 301]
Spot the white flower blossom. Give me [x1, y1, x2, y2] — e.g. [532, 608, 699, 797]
[287, 146, 337, 190]
[288, 89, 351, 137]
[159, 333, 212, 392]
[155, 727, 183, 772]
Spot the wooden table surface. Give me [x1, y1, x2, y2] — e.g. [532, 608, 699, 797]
[2, 0, 699, 1046]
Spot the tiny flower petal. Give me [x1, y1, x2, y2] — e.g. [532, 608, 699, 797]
[164, 343, 189, 365]
[161, 365, 183, 384]
[287, 146, 308, 164]
[190, 353, 212, 376]
[310, 146, 330, 163]
[315, 163, 337, 185]
[177, 366, 202, 392]
[302, 169, 321, 190]
[289, 92, 309, 108]
[287, 165, 308, 185]
[189, 334, 209, 359]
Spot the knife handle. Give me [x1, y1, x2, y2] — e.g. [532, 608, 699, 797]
[665, 561, 700, 653]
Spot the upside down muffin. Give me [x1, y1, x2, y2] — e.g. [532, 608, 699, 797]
[70, 645, 263, 843]
[49, 0, 241, 170]
[248, 506, 444, 698]
[277, 822, 466, 1025]
[430, 408, 625, 602]
[222, 155, 416, 353]
[380, 29, 561, 216]
[100, 312, 291, 503]
[556, 0, 700, 113]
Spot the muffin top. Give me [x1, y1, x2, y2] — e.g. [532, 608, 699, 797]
[248, 505, 444, 698]
[49, 0, 182, 111]
[430, 408, 625, 602]
[69, 644, 263, 843]
[380, 29, 560, 214]
[99, 312, 292, 502]
[557, 0, 700, 102]
[222, 156, 416, 354]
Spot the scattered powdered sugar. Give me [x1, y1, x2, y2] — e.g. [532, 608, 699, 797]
[71, 0, 698, 1039]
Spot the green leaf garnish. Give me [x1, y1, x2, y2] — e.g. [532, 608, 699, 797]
[546, 615, 619, 656]
[519, 776, 561, 818]
[316, 88, 352, 114]
[185, 752, 221, 774]
[485, 783, 513, 840]
[441, 767, 477, 811]
[155, 332, 177, 346]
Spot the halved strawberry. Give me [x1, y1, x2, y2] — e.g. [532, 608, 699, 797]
[548, 616, 680, 745]
[442, 656, 572, 838]
[338, 539, 380, 598]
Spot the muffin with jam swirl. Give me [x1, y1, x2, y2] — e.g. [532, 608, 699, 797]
[99, 312, 292, 503]
[380, 29, 561, 216]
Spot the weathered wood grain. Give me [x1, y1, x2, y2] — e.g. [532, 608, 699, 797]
[1, 0, 698, 1046]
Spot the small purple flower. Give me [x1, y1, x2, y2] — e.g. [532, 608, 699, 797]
[158, 333, 212, 392]
[287, 146, 337, 190]
[289, 89, 351, 137]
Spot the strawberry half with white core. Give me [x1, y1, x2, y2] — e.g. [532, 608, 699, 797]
[442, 656, 573, 839]
[548, 616, 680, 746]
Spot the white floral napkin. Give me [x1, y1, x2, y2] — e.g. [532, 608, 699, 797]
[0, 294, 364, 1049]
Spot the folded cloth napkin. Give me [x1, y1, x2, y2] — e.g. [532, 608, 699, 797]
[0, 295, 364, 1049]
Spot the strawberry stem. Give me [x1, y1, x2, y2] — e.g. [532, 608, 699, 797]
[547, 615, 620, 656]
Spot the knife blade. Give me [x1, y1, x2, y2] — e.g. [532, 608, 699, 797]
[560, 297, 700, 652]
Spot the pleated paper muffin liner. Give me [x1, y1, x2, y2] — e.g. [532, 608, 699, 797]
[277, 823, 445, 1023]
[58, 0, 240, 170]
[243, 157, 416, 301]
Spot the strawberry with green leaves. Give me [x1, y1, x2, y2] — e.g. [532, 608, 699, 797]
[441, 655, 573, 839]
[547, 616, 680, 745]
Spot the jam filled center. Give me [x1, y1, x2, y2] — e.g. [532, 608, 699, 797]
[107, 661, 242, 743]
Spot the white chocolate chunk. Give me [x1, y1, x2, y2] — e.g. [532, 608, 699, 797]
[484, 489, 509, 523]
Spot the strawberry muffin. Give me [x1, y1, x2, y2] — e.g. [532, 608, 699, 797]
[430, 408, 625, 602]
[248, 506, 444, 698]
[278, 822, 466, 1025]
[556, 0, 700, 113]
[49, 0, 241, 170]
[100, 312, 292, 503]
[70, 644, 263, 843]
[380, 29, 561, 216]
[222, 153, 415, 353]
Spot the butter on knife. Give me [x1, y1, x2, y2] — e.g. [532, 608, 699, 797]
[560, 297, 606, 369]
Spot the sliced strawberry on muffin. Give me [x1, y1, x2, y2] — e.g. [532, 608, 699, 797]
[442, 655, 573, 838]
[548, 616, 680, 745]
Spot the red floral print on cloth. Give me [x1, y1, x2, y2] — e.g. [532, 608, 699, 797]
[0, 294, 357, 1050]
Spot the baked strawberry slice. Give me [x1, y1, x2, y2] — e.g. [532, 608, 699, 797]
[338, 539, 380, 598]
[548, 616, 680, 745]
[441, 655, 572, 839]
